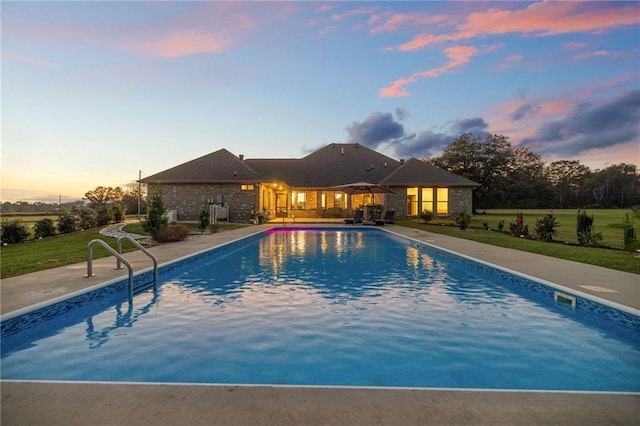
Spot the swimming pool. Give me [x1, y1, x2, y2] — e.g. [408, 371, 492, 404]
[2, 227, 639, 391]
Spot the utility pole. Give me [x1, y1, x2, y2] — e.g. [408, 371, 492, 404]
[137, 170, 141, 221]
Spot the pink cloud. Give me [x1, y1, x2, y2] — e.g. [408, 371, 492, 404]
[125, 30, 231, 58]
[4, 50, 57, 67]
[380, 46, 477, 97]
[389, 2, 639, 51]
[571, 50, 617, 61]
[369, 12, 447, 34]
[494, 54, 523, 71]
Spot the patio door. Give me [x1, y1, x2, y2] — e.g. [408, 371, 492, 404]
[275, 192, 288, 218]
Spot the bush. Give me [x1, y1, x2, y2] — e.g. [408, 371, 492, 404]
[143, 191, 168, 236]
[497, 220, 505, 231]
[152, 224, 190, 243]
[453, 210, 471, 230]
[77, 207, 98, 229]
[534, 211, 559, 242]
[57, 212, 77, 234]
[577, 209, 594, 237]
[1, 220, 30, 244]
[623, 206, 639, 252]
[576, 209, 603, 247]
[111, 203, 126, 223]
[509, 212, 529, 237]
[198, 209, 211, 231]
[33, 218, 57, 239]
[420, 210, 433, 223]
[95, 206, 113, 227]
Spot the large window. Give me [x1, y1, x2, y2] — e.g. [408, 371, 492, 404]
[291, 191, 307, 210]
[436, 188, 448, 215]
[407, 187, 418, 216]
[321, 191, 346, 209]
[421, 188, 433, 214]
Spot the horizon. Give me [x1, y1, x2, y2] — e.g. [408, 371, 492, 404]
[2, 1, 639, 203]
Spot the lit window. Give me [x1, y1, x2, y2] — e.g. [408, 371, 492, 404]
[421, 188, 433, 214]
[291, 191, 307, 210]
[407, 187, 418, 216]
[436, 188, 448, 215]
[241, 184, 254, 191]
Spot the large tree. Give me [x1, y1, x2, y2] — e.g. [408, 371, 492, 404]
[545, 160, 591, 208]
[429, 133, 513, 211]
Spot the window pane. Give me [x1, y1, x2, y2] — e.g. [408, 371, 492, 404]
[421, 188, 433, 214]
[436, 188, 448, 215]
[407, 187, 418, 216]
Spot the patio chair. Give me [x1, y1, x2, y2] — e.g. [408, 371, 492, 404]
[374, 210, 395, 226]
[344, 209, 364, 225]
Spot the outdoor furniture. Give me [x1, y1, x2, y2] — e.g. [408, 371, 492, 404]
[344, 210, 364, 225]
[374, 210, 395, 226]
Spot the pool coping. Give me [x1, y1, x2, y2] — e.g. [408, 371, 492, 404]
[2, 224, 640, 425]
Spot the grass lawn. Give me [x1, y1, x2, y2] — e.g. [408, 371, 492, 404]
[397, 208, 640, 275]
[0, 222, 249, 279]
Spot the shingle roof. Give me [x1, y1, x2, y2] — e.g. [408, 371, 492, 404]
[142, 149, 268, 184]
[380, 158, 480, 187]
[142, 143, 479, 188]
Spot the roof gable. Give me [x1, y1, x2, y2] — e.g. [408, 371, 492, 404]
[142, 149, 267, 183]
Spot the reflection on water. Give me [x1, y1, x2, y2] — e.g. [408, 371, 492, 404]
[85, 291, 158, 349]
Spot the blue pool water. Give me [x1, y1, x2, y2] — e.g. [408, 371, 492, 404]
[2, 228, 639, 391]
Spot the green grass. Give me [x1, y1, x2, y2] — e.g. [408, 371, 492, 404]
[398, 213, 640, 275]
[0, 228, 138, 279]
[1, 222, 250, 279]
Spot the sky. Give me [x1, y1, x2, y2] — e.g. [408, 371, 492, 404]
[2, 1, 639, 203]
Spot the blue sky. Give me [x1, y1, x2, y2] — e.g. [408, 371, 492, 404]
[2, 1, 639, 202]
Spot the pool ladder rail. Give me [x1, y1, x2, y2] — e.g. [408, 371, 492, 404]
[86, 236, 158, 304]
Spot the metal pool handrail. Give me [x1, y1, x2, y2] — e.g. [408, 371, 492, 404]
[116, 235, 158, 290]
[86, 239, 134, 304]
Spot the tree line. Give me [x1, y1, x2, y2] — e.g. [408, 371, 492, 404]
[428, 133, 640, 211]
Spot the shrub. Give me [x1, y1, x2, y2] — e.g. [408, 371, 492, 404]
[33, 218, 57, 239]
[576, 209, 603, 247]
[77, 207, 98, 229]
[497, 220, 505, 231]
[95, 205, 113, 226]
[534, 211, 559, 242]
[152, 224, 190, 243]
[509, 212, 529, 237]
[420, 210, 433, 223]
[577, 209, 594, 237]
[623, 206, 639, 252]
[198, 209, 211, 231]
[57, 212, 77, 234]
[143, 191, 168, 236]
[111, 203, 126, 223]
[1, 220, 30, 244]
[453, 210, 471, 230]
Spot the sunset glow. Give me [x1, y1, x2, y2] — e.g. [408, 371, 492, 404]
[2, 1, 638, 202]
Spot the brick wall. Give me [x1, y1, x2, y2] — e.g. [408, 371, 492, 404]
[148, 184, 258, 222]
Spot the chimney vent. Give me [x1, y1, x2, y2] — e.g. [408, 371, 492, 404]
[400, 159, 405, 164]
[239, 154, 244, 161]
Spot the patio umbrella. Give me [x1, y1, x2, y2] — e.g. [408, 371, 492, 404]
[330, 182, 394, 221]
[330, 182, 394, 196]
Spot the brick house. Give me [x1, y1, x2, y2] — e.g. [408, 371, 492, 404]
[141, 143, 479, 223]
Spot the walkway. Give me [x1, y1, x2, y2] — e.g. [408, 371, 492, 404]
[2, 223, 639, 425]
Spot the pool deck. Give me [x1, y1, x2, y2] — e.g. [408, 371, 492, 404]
[2, 222, 639, 425]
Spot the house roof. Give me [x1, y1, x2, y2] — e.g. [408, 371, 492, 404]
[141, 143, 479, 188]
[141, 149, 268, 184]
[380, 158, 480, 187]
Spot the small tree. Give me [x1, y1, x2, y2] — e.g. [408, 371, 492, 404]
[33, 218, 57, 239]
[1, 220, 30, 244]
[534, 211, 559, 242]
[111, 202, 126, 223]
[623, 206, 639, 252]
[143, 190, 168, 238]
